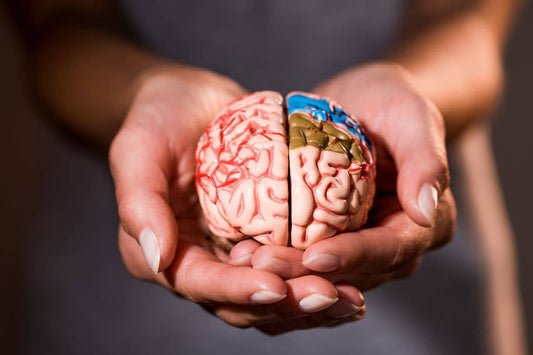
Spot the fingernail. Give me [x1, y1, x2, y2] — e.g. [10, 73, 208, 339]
[354, 290, 365, 307]
[139, 228, 161, 274]
[254, 258, 291, 274]
[250, 290, 287, 304]
[231, 253, 253, 266]
[418, 183, 438, 226]
[298, 294, 338, 313]
[302, 254, 341, 272]
[325, 299, 365, 319]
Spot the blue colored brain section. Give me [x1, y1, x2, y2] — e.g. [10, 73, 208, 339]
[287, 94, 372, 152]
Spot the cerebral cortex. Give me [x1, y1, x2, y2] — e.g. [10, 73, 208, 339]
[196, 91, 376, 250]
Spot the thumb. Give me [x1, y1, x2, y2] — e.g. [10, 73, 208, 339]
[109, 126, 178, 273]
[384, 99, 449, 227]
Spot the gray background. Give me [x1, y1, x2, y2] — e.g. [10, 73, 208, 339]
[0, 2, 531, 353]
[492, 2, 533, 350]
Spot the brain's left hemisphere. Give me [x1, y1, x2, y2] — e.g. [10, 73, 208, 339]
[195, 91, 290, 246]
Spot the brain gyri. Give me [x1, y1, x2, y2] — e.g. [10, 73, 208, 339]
[195, 91, 376, 250]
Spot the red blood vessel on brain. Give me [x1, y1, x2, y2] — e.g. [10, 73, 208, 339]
[195, 91, 376, 250]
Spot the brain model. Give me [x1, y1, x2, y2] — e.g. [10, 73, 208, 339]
[195, 91, 375, 250]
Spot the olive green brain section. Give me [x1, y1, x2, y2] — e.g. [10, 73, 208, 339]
[288, 113, 364, 163]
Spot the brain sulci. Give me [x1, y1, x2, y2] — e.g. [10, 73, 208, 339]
[195, 91, 376, 250]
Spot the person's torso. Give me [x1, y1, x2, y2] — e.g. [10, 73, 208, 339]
[120, 0, 403, 92]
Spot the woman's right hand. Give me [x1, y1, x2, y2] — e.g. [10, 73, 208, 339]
[109, 66, 366, 333]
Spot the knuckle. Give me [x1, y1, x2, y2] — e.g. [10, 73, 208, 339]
[108, 131, 131, 172]
[411, 95, 442, 125]
[117, 199, 138, 228]
[429, 102, 445, 130]
[179, 281, 200, 303]
[383, 233, 425, 273]
[415, 95, 444, 130]
[175, 261, 203, 304]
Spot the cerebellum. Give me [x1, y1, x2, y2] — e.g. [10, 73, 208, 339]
[195, 91, 375, 250]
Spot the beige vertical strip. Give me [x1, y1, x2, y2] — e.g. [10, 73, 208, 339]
[457, 124, 527, 355]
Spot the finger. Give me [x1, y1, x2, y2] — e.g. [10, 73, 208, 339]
[229, 239, 262, 266]
[323, 284, 366, 319]
[109, 125, 178, 274]
[286, 275, 339, 313]
[119, 226, 288, 305]
[302, 192, 454, 275]
[381, 97, 449, 227]
[257, 284, 365, 335]
[251, 245, 310, 279]
[247, 244, 395, 290]
[211, 275, 343, 329]
[167, 240, 288, 305]
[302, 226, 420, 275]
[119, 225, 159, 281]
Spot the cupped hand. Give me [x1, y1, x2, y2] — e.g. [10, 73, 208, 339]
[230, 62, 456, 290]
[109, 66, 366, 332]
[231, 189, 455, 291]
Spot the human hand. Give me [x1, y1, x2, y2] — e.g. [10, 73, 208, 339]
[109, 66, 366, 332]
[230, 62, 455, 290]
[231, 189, 455, 291]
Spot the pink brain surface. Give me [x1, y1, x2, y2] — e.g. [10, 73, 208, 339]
[195, 91, 376, 250]
[195, 91, 290, 246]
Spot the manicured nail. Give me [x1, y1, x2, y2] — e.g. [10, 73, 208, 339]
[250, 290, 287, 304]
[418, 183, 438, 226]
[139, 228, 161, 274]
[254, 258, 291, 274]
[298, 294, 338, 313]
[325, 299, 365, 319]
[302, 254, 341, 272]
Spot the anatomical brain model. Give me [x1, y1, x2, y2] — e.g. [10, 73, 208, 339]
[195, 91, 376, 250]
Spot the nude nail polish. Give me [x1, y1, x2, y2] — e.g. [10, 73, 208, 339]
[298, 294, 338, 313]
[250, 290, 287, 304]
[139, 228, 161, 274]
[302, 254, 341, 272]
[418, 183, 438, 226]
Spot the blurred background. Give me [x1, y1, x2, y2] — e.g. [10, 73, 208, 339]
[491, 1, 533, 349]
[0, 2, 531, 354]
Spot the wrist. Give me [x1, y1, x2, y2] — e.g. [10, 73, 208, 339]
[131, 64, 245, 111]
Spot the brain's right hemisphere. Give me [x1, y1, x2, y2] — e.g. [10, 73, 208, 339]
[196, 91, 376, 250]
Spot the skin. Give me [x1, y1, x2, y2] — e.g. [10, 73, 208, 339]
[5, 0, 521, 334]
